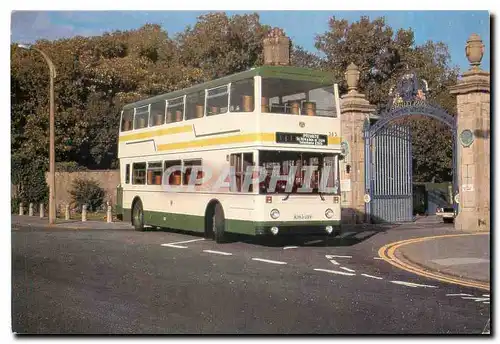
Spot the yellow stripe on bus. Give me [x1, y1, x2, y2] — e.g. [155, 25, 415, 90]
[156, 133, 341, 151]
[327, 136, 341, 145]
[119, 125, 192, 142]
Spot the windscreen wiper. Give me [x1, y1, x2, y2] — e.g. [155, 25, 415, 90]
[318, 192, 325, 201]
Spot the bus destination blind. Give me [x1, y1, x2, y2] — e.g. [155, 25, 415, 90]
[275, 132, 328, 146]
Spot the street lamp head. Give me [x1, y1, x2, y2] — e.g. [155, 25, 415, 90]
[18, 43, 32, 50]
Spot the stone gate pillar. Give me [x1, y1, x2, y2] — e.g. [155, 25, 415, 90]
[340, 63, 376, 224]
[450, 33, 490, 232]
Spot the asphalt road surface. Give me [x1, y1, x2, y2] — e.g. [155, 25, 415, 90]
[12, 224, 490, 334]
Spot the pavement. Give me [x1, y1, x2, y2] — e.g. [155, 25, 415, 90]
[11, 215, 491, 334]
[399, 233, 490, 283]
[11, 214, 134, 231]
[379, 230, 490, 291]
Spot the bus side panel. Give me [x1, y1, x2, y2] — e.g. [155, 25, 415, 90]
[143, 208, 205, 232]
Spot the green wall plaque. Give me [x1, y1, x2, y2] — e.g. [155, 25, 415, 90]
[459, 129, 474, 147]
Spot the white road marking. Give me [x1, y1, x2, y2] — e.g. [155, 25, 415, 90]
[483, 301, 490, 304]
[329, 259, 340, 265]
[325, 255, 352, 259]
[483, 294, 490, 297]
[446, 293, 472, 297]
[313, 268, 355, 276]
[462, 297, 490, 301]
[163, 238, 205, 245]
[161, 244, 188, 249]
[251, 258, 287, 265]
[283, 246, 298, 250]
[340, 266, 356, 272]
[361, 273, 383, 280]
[339, 231, 355, 238]
[390, 281, 438, 288]
[482, 318, 491, 335]
[203, 250, 233, 256]
[305, 240, 323, 245]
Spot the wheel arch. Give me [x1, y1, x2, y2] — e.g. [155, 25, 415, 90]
[204, 198, 222, 236]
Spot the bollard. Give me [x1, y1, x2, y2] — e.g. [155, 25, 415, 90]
[19, 203, 24, 216]
[39, 203, 44, 218]
[65, 204, 70, 220]
[29, 203, 34, 216]
[82, 204, 87, 222]
[106, 202, 112, 223]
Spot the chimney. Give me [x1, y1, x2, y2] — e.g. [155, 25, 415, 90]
[263, 27, 290, 66]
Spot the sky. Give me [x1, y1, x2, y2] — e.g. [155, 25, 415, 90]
[10, 10, 490, 73]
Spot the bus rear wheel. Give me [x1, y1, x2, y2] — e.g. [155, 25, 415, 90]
[213, 203, 226, 244]
[132, 199, 145, 231]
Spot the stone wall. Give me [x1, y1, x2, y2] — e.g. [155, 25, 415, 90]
[45, 170, 120, 208]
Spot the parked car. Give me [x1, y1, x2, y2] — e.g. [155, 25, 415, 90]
[436, 207, 455, 223]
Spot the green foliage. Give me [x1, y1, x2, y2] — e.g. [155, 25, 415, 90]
[11, 154, 49, 205]
[315, 16, 458, 182]
[11, 197, 21, 214]
[69, 177, 106, 211]
[56, 161, 88, 172]
[10, 12, 459, 183]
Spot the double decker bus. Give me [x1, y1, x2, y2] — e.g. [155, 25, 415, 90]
[115, 66, 343, 243]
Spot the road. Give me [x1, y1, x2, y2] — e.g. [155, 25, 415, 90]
[12, 223, 490, 334]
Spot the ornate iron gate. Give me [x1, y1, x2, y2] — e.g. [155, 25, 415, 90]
[364, 71, 457, 224]
[364, 122, 413, 223]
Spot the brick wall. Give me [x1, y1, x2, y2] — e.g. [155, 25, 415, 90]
[44, 170, 120, 208]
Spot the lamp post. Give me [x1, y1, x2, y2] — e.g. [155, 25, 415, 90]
[18, 44, 57, 224]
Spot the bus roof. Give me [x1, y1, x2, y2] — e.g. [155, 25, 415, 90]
[123, 65, 336, 110]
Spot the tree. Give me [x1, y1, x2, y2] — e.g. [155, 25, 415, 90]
[315, 16, 458, 182]
[290, 45, 324, 69]
[176, 12, 270, 80]
[11, 13, 460, 184]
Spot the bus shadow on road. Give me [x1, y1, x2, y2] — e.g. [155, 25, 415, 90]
[227, 229, 384, 248]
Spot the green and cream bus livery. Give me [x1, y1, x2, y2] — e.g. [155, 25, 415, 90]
[115, 66, 343, 243]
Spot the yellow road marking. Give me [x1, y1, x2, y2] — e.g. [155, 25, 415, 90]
[378, 233, 490, 291]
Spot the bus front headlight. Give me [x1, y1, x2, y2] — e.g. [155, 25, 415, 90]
[270, 209, 280, 219]
[325, 208, 334, 219]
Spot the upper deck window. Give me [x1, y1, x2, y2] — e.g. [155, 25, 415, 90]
[185, 91, 205, 120]
[230, 78, 255, 113]
[150, 101, 166, 127]
[121, 109, 134, 132]
[134, 105, 149, 129]
[261, 78, 336, 117]
[166, 96, 184, 123]
[206, 85, 229, 116]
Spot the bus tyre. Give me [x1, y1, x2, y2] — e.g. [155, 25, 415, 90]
[213, 203, 226, 244]
[132, 199, 145, 231]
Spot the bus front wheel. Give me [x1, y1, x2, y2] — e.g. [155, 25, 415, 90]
[213, 203, 226, 244]
[132, 199, 145, 231]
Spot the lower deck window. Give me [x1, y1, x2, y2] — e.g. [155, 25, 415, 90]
[147, 162, 163, 185]
[164, 160, 182, 185]
[230, 153, 254, 192]
[125, 164, 130, 184]
[132, 162, 146, 185]
[258, 150, 339, 194]
[183, 160, 203, 186]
